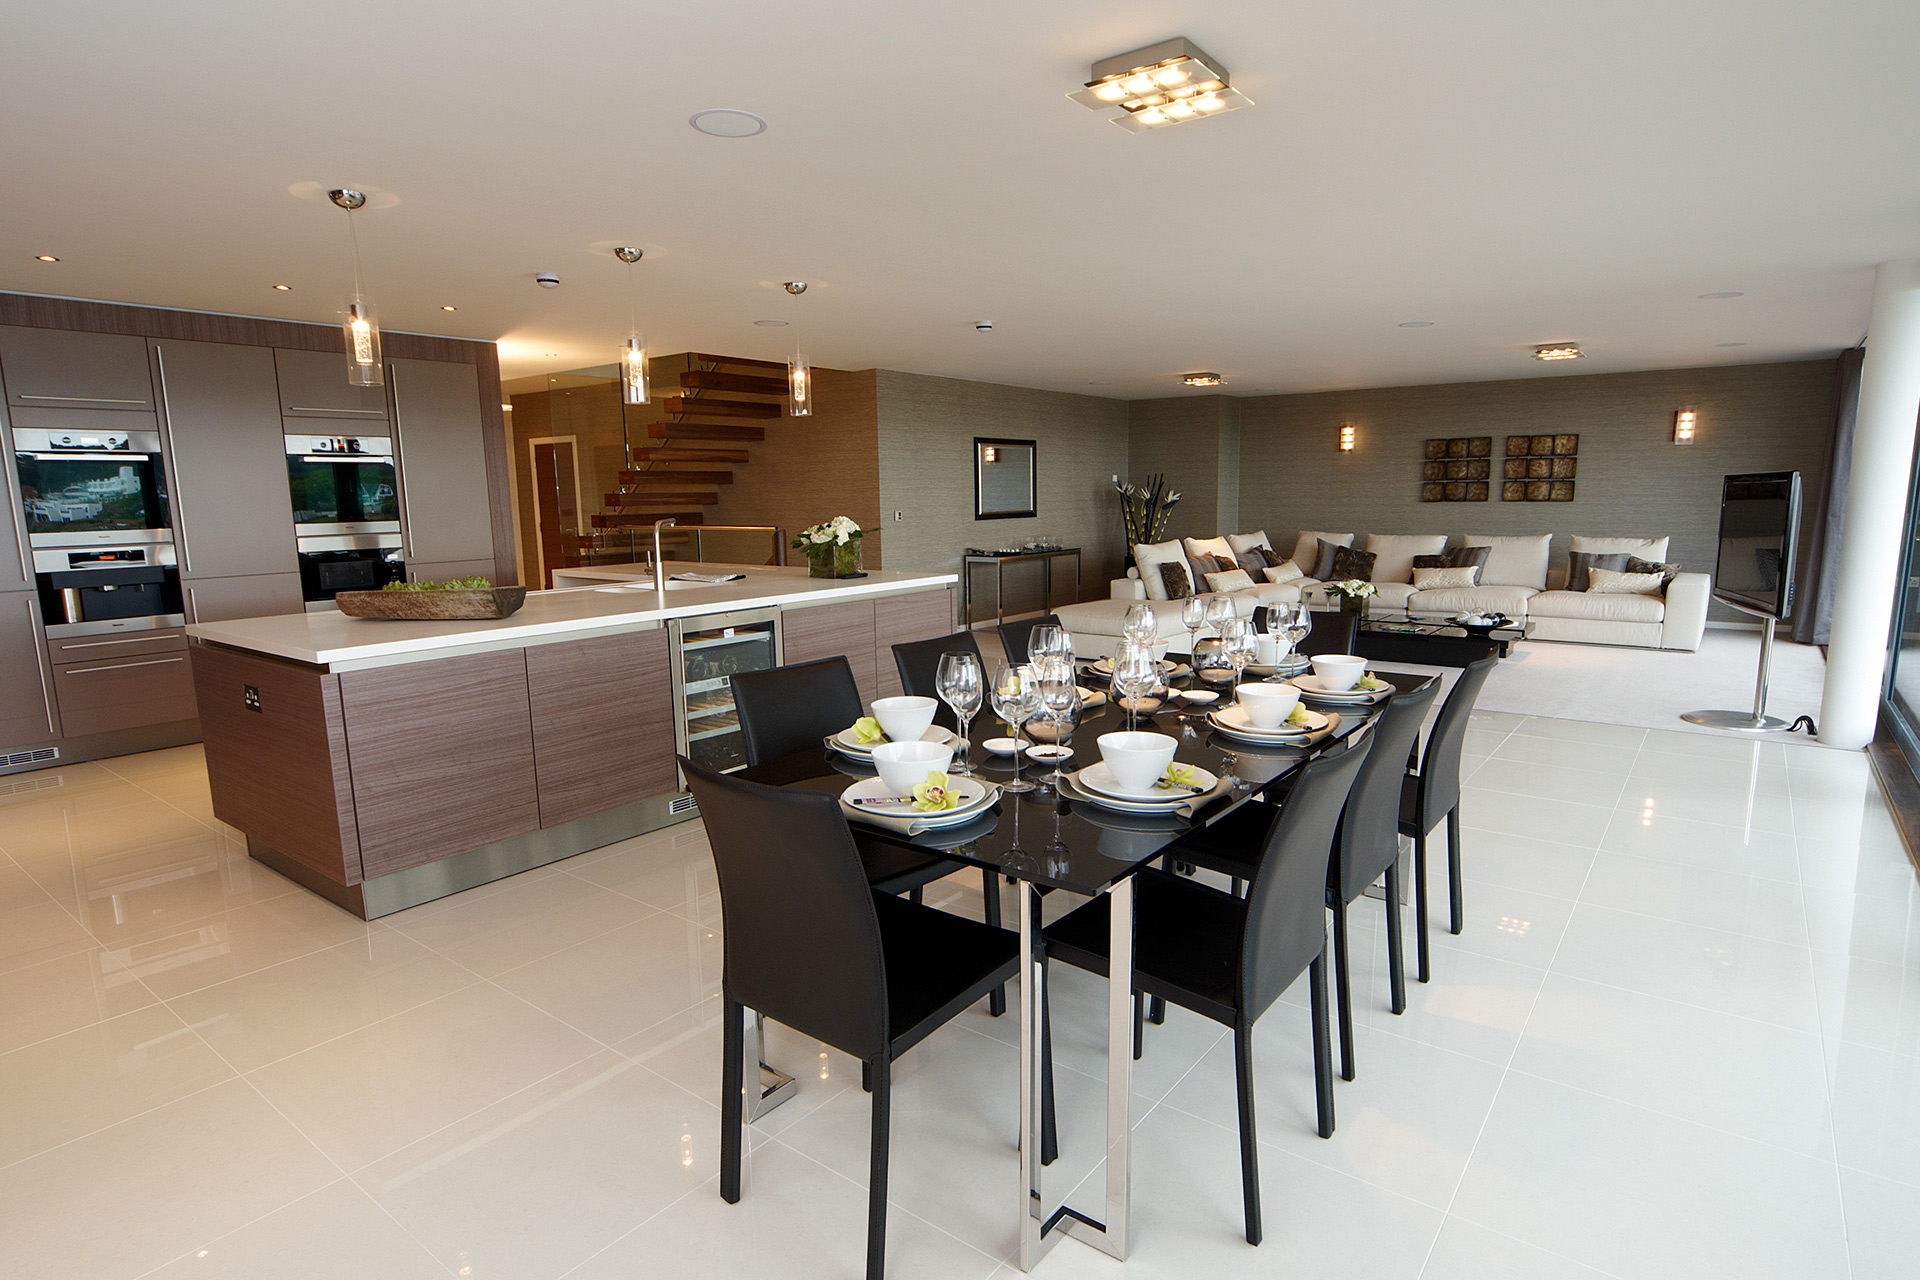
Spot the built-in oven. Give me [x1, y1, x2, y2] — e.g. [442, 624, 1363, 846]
[296, 534, 405, 611]
[13, 428, 172, 548]
[33, 543, 184, 638]
[285, 434, 399, 537]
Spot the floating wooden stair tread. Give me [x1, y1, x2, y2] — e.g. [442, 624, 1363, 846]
[680, 370, 789, 396]
[648, 422, 766, 441]
[607, 490, 719, 506]
[593, 512, 706, 528]
[630, 447, 749, 463]
[692, 352, 788, 372]
[661, 396, 779, 419]
[618, 470, 734, 486]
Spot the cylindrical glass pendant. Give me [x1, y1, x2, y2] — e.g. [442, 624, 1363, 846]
[343, 296, 383, 387]
[789, 353, 811, 417]
[621, 333, 650, 405]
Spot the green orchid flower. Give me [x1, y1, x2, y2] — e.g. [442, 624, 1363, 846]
[1158, 763, 1200, 790]
[911, 771, 958, 812]
[1286, 703, 1311, 725]
[852, 716, 887, 744]
[1358, 674, 1390, 691]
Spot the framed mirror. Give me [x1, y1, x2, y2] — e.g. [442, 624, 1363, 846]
[974, 437, 1036, 520]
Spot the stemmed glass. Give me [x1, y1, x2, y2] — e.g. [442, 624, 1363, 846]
[1111, 641, 1159, 729]
[1034, 660, 1081, 789]
[1180, 596, 1209, 662]
[1203, 594, 1235, 639]
[1121, 602, 1157, 648]
[1027, 623, 1072, 668]
[1275, 601, 1312, 677]
[990, 661, 1041, 793]
[1220, 617, 1255, 704]
[935, 651, 983, 776]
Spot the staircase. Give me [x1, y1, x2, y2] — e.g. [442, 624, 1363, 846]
[590, 353, 789, 538]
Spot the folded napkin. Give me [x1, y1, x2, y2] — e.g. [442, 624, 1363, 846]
[840, 782, 1001, 836]
[1060, 770, 1231, 819]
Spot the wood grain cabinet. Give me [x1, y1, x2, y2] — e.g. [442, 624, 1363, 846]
[781, 598, 879, 703]
[389, 358, 496, 571]
[874, 588, 957, 699]
[336, 648, 540, 879]
[526, 629, 675, 827]
[0, 417, 29, 594]
[273, 348, 390, 422]
[0, 591, 59, 750]
[0, 325, 156, 418]
[184, 573, 305, 624]
[152, 339, 300, 582]
[49, 647, 197, 737]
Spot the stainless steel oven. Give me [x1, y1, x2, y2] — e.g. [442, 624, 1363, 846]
[296, 533, 405, 610]
[13, 428, 172, 548]
[33, 543, 184, 638]
[285, 434, 399, 537]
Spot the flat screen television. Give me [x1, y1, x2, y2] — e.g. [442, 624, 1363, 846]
[1710, 471, 1801, 620]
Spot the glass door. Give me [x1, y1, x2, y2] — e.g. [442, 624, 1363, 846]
[1882, 434, 1920, 759]
[670, 608, 781, 774]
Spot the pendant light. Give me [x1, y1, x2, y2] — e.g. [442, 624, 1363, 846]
[784, 280, 810, 417]
[614, 247, 649, 405]
[328, 189, 383, 387]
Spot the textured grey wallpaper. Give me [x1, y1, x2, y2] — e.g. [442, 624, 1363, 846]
[875, 370, 1129, 618]
[1127, 396, 1241, 542]
[1234, 360, 1840, 618]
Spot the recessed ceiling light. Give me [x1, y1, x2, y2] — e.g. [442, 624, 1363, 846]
[1532, 343, 1583, 361]
[1698, 291, 1744, 300]
[753, 319, 789, 327]
[689, 109, 767, 138]
[441, 305, 457, 311]
[1182, 372, 1225, 387]
[34, 254, 58, 262]
[1716, 341, 1747, 347]
[271, 283, 291, 291]
[1397, 320, 1434, 328]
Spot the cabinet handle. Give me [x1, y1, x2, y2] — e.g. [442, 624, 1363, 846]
[388, 363, 414, 566]
[25, 598, 58, 735]
[286, 405, 385, 416]
[55, 633, 178, 651]
[63, 655, 186, 675]
[17, 393, 149, 405]
[152, 346, 192, 574]
[0, 434, 28, 583]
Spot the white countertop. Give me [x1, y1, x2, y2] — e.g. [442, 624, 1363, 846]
[186, 564, 957, 668]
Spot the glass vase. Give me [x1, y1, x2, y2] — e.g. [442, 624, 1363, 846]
[807, 539, 863, 578]
[1338, 594, 1368, 619]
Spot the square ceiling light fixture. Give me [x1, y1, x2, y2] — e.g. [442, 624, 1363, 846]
[1069, 38, 1252, 131]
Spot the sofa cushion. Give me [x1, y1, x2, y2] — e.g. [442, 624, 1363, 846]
[1204, 568, 1257, 593]
[1366, 534, 1449, 584]
[1290, 531, 1354, 574]
[1588, 567, 1667, 596]
[1371, 581, 1417, 609]
[1262, 561, 1305, 586]
[1132, 539, 1186, 601]
[1408, 584, 1539, 618]
[1412, 565, 1480, 590]
[1529, 588, 1666, 623]
[1464, 534, 1552, 590]
[1567, 550, 1630, 592]
[1625, 555, 1682, 588]
[1183, 536, 1237, 566]
[1571, 535, 1670, 563]
[1158, 562, 1194, 599]
[1227, 531, 1274, 556]
[1328, 545, 1376, 582]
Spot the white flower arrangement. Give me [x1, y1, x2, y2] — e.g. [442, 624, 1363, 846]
[793, 515, 867, 549]
[1324, 579, 1377, 600]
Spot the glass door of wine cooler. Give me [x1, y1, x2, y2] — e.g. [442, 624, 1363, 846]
[669, 607, 782, 775]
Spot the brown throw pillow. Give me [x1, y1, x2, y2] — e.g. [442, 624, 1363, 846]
[1311, 538, 1345, 580]
[1328, 545, 1377, 582]
[1235, 551, 1269, 576]
[1411, 553, 1449, 570]
[1625, 555, 1681, 588]
[1158, 561, 1193, 600]
[1568, 550, 1630, 592]
[1257, 545, 1286, 568]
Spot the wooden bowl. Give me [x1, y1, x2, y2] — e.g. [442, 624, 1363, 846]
[334, 587, 527, 620]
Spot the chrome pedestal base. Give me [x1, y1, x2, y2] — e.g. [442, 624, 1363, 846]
[1680, 709, 1793, 733]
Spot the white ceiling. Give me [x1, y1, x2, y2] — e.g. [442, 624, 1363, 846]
[3, 1, 1916, 398]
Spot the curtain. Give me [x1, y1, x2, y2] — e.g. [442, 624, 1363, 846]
[1794, 348, 1864, 646]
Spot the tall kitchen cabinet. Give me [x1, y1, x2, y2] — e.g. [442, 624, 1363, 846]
[151, 340, 305, 623]
[0, 591, 59, 752]
[388, 357, 498, 583]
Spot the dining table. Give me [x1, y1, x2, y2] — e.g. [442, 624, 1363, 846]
[738, 657, 1428, 1270]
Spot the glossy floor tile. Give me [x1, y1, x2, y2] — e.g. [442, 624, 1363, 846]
[0, 720, 1912, 1278]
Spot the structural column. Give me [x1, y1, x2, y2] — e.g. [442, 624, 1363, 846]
[1821, 260, 1920, 749]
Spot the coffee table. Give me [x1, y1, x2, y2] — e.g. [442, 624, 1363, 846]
[1348, 609, 1529, 664]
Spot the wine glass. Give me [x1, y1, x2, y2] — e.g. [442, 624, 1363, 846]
[1204, 593, 1235, 638]
[1037, 675, 1082, 787]
[1027, 623, 1071, 667]
[1220, 617, 1255, 703]
[1111, 641, 1159, 729]
[1278, 601, 1313, 676]
[935, 651, 983, 776]
[990, 661, 1041, 793]
[1180, 596, 1208, 662]
[1121, 602, 1157, 648]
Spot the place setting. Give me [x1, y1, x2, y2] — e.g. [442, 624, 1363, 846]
[1058, 729, 1232, 816]
[838, 737, 1002, 836]
[825, 694, 961, 761]
[1285, 653, 1396, 706]
[1207, 680, 1342, 745]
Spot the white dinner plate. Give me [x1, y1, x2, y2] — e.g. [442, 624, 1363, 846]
[830, 724, 957, 757]
[839, 774, 994, 826]
[1208, 704, 1330, 740]
[1086, 656, 1180, 677]
[1077, 760, 1218, 802]
[1286, 674, 1391, 702]
[1061, 770, 1210, 815]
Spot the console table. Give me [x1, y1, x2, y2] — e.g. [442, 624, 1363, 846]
[961, 547, 1081, 627]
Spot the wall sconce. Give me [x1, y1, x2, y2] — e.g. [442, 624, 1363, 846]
[1338, 424, 1355, 452]
[982, 445, 997, 463]
[1673, 409, 1697, 445]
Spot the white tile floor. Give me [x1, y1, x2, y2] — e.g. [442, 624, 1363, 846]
[1, 717, 1916, 1279]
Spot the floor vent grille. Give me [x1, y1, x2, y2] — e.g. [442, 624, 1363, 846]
[668, 793, 698, 816]
[1, 747, 59, 770]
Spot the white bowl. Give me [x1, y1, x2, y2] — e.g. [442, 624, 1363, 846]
[1310, 654, 1367, 693]
[1237, 682, 1302, 729]
[981, 737, 1024, 756]
[1096, 730, 1178, 793]
[870, 695, 937, 744]
[869, 740, 955, 796]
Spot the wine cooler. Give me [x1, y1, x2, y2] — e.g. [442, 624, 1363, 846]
[669, 606, 782, 775]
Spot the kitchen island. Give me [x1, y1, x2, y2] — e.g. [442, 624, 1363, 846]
[188, 564, 956, 918]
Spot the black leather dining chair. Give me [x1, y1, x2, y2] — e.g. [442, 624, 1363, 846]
[681, 757, 1019, 1280]
[733, 656, 1008, 1015]
[996, 612, 1062, 667]
[1401, 653, 1498, 982]
[1250, 606, 1358, 657]
[1041, 737, 1371, 1246]
[890, 630, 985, 732]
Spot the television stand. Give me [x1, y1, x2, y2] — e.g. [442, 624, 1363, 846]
[1682, 603, 1791, 733]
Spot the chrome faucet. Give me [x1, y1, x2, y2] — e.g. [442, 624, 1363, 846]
[653, 518, 677, 594]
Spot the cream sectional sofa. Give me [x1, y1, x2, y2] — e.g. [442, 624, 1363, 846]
[1053, 529, 1710, 657]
